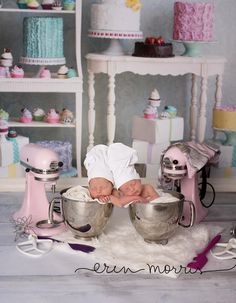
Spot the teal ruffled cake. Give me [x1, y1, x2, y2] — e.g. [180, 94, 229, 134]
[21, 17, 65, 65]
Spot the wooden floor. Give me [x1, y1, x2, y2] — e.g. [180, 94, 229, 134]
[1, 191, 236, 303]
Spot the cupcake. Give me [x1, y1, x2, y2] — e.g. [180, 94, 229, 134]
[17, 0, 28, 9]
[52, 0, 62, 10]
[27, 0, 40, 9]
[8, 129, 18, 138]
[10, 65, 24, 78]
[39, 67, 51, 78]
[60, 108, 74, 124]
[0, 119, 9, 133]
[0, 48, 13, 67]
[57, 65, 68, 79]
[143, 105, 157, 119]
[0, 108, 9, 121]
[160, 106, 177, 119]
[63, 0, 75, 10]
[19, 108, 33, 123]
[33, 108, 45, 121]
[45, 109, 60, 123]
[41, 0, 54, 9]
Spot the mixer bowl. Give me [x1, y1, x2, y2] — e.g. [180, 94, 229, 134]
[129, 191, 185, 244]
[60, 188, 113, 239]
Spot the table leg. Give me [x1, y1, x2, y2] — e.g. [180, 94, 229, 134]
[87, 71, 95, 151]
[107, 73, 116, 145]
[198, 76, 208, 143]
[190, 74, 198, 141]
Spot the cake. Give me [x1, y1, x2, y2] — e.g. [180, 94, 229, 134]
[133, 37, 174, 58]
[21, 17, 65, 64]
[19, 108, 32, 123]
[52, 0, 63, 10]
[45, 109, 60, 123]
[213, 105, 236, 131]
[35, 140, 73, 173]
[173, 2, 214, 41]
[33, 108, 45, 121]
[90, 0, 142, 33]
[10, 65, 24, 78]
[17, 0, 28, 9]
[0, 109, 9, 121]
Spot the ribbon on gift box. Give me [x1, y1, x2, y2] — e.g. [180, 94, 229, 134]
[7, 137, 20, 163]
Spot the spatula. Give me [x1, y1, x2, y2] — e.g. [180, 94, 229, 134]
[38, 236, 95, 253]
[187, 234, 221, 270]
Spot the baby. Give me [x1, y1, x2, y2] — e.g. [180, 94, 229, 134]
[107, 143, 159, 202]
[84, 144, 147, 207]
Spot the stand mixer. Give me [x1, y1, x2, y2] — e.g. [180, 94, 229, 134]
[160, 142, 217, 225]
[13, 143, 67, 236]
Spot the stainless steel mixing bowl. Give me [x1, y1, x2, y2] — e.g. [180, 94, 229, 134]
[49, 188, 113, 239]
[129, 191, 194, 244]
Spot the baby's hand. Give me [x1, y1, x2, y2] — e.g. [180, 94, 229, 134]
[98, 196, 110, 204]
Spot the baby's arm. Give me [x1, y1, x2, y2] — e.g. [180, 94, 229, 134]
[109, 189, 147, 207]
[142, 184, 159, 202]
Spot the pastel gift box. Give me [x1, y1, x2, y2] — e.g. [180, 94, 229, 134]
[132, 139, 169, 164]
[132, 116, 184, 144]
[0, 163, 25, 178]
[0, 135, 29, 167]
[213, 142, 236, 168]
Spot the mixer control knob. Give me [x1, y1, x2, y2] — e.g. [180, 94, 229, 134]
[25, 168, 30, 173]
[58, 161, 63, 168]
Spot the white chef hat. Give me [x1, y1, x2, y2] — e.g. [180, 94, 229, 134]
[84, 144, 114, 184]
[107, 143, 140, 189]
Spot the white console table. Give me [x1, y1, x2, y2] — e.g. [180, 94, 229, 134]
[86, 53, 226, 150]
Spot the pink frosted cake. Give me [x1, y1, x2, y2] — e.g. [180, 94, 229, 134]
[173, 2, 214, 41]
[213, 105, 236, 131]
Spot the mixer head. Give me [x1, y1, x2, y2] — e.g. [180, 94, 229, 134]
[20, 143, 63, 182]
[161, 144, 188, 180]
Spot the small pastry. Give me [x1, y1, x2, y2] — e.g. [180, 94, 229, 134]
[143, 105, 157, 119]
[63, 0, 75, 10]
[67, 68, 77, 78]
[19, 108, 33, 123]
[0, 48, 13, 67]
[0, 119, 9, 133]
[45, 109, 60, 123]
[60, 108, 74, 124]
[8, 129, 18, 138]
[52, 0, 62, 10]
[39, 67, 51, 78]
[41, 0, 54, 9]
[57, 65, 68, 79]
[33, 108, 45, 121]
[0, 108, 9, 121]
[27, 0, 40, 9]
[160, 105, 177, 119]
[17, 0, 28, 9]
[10, 65, 24, 78]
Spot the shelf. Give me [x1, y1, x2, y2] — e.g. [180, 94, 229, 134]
[9, 119, 76, 128]
[0, 77, 83, 92]
[0, 8, 75, 14]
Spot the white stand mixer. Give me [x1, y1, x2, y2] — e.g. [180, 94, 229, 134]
[13, 143, 67, 236]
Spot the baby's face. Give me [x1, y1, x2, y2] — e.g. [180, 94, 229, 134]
[89, 177, 113, 199]
[119, 179, 142, 196]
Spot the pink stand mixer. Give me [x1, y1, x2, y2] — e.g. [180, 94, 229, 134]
[13, 143, 67, 236]
[160, 142, 218, 225]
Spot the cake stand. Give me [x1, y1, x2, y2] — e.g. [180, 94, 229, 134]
[88, 29, 143, 56]
[214, 127, 236, 146]
[20, 57, 66, 78]
[173, 40, 215, 57]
